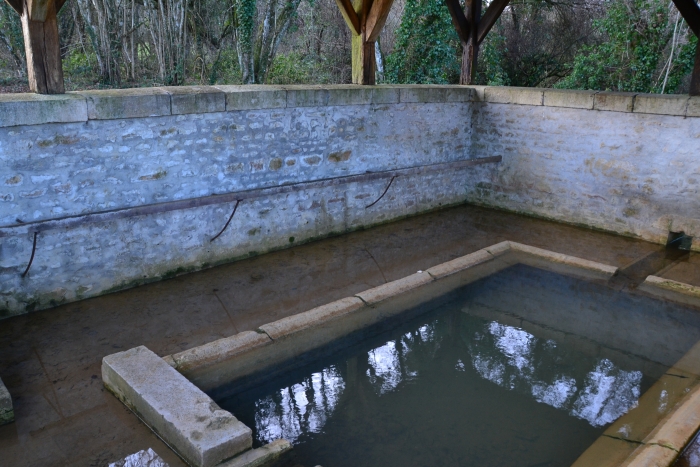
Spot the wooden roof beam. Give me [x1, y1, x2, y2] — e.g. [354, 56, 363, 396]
[477, 0, 510, 45]
[365, 0, 394, 42]
[445, 0, 470, 45]
[4, 0, 22, 15]
[335, 0, 361, 35]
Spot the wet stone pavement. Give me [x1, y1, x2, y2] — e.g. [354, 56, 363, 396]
[0, 204, 699, 467]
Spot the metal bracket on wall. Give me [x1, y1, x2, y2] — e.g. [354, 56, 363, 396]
[366, 176, 397, 209]
[21, 232, 38, 278]
[210, 200, 241, 243]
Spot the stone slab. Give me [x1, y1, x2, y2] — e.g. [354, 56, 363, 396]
[399, 85, 449, 104]
[214, 85, 287, 111]
[688, 97, 700, 117]
[621, 444, 678, 467]
[426, 249, 493, 279]
[220, 439, 292, 467]
[326, 85, 373, 106]
[633, 94, 689, 116]
[638, 276, 700, 309]
[162, 86, 225, 115]
[102, 346, 252, 467]
[259, 297, 365, 340]
[76, 88, 171, 120]
[369, 86, 400, 104]
[484, 86, 544, 106]
[0, 92, 88, 128]
[172, 331, 272, 372]
[484, 241, 512, 258]
[644, 383, 700, 452]
[570, 435, 639, 467]
[594, 92, 637, 113]
[543, 89, 596, 109]
[284, 85, 329, 107]
[0, 376, 13, 425]
[355, 272, 434, 306]
[509, 242, 618, 279]
[669, 340, 700, 378]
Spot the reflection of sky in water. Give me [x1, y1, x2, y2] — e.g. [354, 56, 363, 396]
[470, 321, 642, 427]
[251, 317, 643, 445]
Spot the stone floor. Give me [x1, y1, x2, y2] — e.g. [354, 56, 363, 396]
[1, 203, 699, 467]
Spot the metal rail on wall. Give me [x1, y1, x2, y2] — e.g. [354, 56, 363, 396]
[10, 156, 501, 276]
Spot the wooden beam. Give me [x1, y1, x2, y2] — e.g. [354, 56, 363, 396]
[365, 0, 394, 42]
[691, 43, 700, 96]
[460, 0, 481, 84]
[4, 0, 23, 15]
[477, 0, 509, 44]
[56, 0, 67, 11]
[445, 0, 469, 45]
[334, 0, 360, 35]
[21, 0, 65, 93]
[672, 0, 700, 37]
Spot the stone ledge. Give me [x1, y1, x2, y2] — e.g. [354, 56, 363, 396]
[162, 85, 225, 115]
[0, 376, 13, 426]
[638, 276, 700, 308]
[483, 86, 544, 106]
[594, 91, 637, 113]
[102, 346, 252, 467]
[543, 89, 597, 110]
[633, 93, 689, 116]
[171, 331, 272, 372]
[219, 439, 292, 467]
[0, 92, 87, 128]
[355, 271, 434, 306]
[426, 249, 493, 279]
[509, 242, 619, 280]
[75, 88, 171, 120]
[259, 297, 365, 340]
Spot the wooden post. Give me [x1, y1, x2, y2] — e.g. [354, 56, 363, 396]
[336, 0, 394, 84]
[446, 0, 509, 85]
[671, 0, 700, 95]
[5, 0, 65, 94]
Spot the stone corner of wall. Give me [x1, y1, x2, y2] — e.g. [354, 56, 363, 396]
[0, 92, 88, 128]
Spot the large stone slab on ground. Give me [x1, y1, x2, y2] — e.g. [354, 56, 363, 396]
[102, 346, 252, 467]
[0, 376, 13, 425]
[108, 448, 169, 467]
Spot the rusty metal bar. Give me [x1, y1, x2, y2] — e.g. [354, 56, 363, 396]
[0, 156, 502, 238]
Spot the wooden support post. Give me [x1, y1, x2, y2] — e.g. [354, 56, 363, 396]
[336, 0, 393, 84]
[6, 0, 66, 94]
[461, 0, 481, 85]
[671, 0, 700, 95]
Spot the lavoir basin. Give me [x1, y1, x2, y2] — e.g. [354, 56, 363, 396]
[101, 242, 700, 467]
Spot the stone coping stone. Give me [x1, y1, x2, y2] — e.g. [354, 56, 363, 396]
[594, 91, 637, 113]
[425, 248, 494, 279]
[484, 86, 544, 106]
[108, 448, 169, 467]
[355, 271, 434, 306]
[0, 376, 13, 425]
[633, 93, 689, 116]
[259, 297, 365, 340]
[638, 276, 700, 309]
[642, 382, 700, 453]
[688, 96, 700, 117]
[622, 444, 678, 467]
[570, 435, 639, 467]
[162, 85, 225, 115]
[509, 241, 619, 279]
[543, 89, 597, 110]
[0, 92, 87, 128]
[214, 85, 288, 111]
[102, 346, 252, 467]
[484, 240, 512, 257]
[75, 88, 172, 120]
[219, 439, 292, 467]
[170, 331, 272, 372]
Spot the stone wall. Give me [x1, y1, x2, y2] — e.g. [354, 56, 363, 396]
[465, 87, 700, 249]
[0, 85, 486, 317]
[2, 84, 700, 318]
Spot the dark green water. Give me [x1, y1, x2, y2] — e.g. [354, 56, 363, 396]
[217, 265, 700, 467]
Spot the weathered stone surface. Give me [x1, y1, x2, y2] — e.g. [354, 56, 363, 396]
[509, 242, 618, 279]
[259, 297, 365, 340]
[102, 346, 252, 467]
[399, 85, 448, 103]
[484, 241, 511, 258]
[622, 444, 678, 467]
[215, 85, 287, 110]
[644, 383, 700, 452]
[426, 249, 493, 279]
[369, 86, 400, 104]
[669, 340, 700, 378]
[108, 448, 169, 467]
[163, 86, 225, 115]
[0, 93, 88, 128]
[172, 331, 272, 372]
[220, 439, 292, 467]
[77, 88, 171, 120]
[326, 85, 373, 106]
[0, 376, 13, 425]
[285, 85, 329, 107]
[355, 272, 433, 305]
[594, 91, 637, 113]
[687, 97, 700, 117]
[543, 89, 596, 109]
[484, 86, 543, 106]
[464, 85, 487, 102]
[570, 435, 638, 467]
[639, 276, 700, 309]
[633, 94, 689, 116]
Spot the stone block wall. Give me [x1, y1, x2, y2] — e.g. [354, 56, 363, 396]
[466, 87, 700, 248]
[0, 85, 485, 317]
